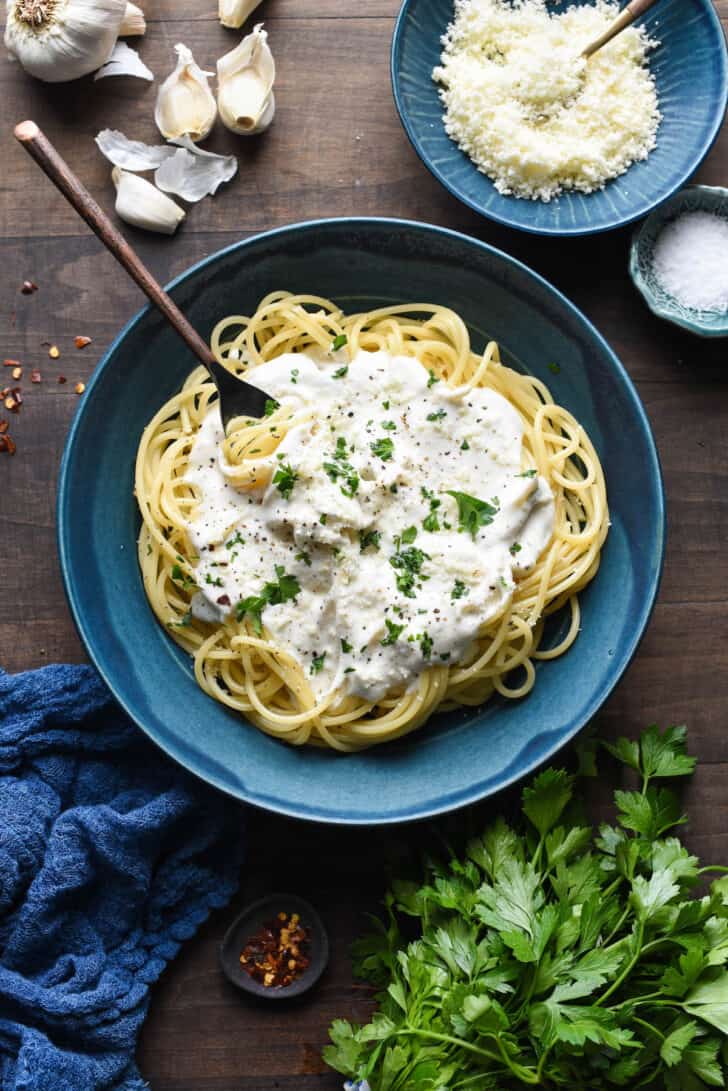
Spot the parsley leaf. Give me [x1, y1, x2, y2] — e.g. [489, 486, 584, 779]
[333, 365, 348, 379]
[340, 638, 352, 653]
[446, 490, 500, 538]
[331, 333, 348, 352]
[234, 566, 301, 635]
[264, 398, 279, 417]
[426, 408, 447, 422]
[310, 652, 326, 674]
[451, 579, 469, 601]
[427, 368, 439, 388]
[272, 461, 299, 500]
[381, 618, 405, 646]
[359, 529, 381, 553]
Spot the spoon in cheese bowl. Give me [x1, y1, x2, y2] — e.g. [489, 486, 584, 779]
[14, 120, 272, 429]
[581, 0, 658, 59]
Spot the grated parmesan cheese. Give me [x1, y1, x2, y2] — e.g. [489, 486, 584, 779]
[433, 0, 661, 202]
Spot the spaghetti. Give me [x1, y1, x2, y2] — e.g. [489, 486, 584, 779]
[136, 292, 608, 751]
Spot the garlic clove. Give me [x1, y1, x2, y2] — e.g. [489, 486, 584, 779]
[112, 167, 185, 235]
[155, 43, 217, 144]
[219, 0, 262, 30]
[5, 0, 128, 83]
[217, 23, 275, 136]
[119, 1, 146, 36]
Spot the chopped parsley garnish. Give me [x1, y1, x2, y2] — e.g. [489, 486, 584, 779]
[548, 361, 561, 374]
[172, 610, 192, 628]
[498, 576, 511, 590]
[390, 483, 399, 494]
[510, 542, 522, 556]
[344, 666, 355, 673]
[272, 461, 299, 500]
[310, 652, 326, 674]
[461, 439, 470, 451]
[295, 550, 312, 567]
[381, 420, 397, 431]
[171, 563, 197, 592]
[333, 365, 349, 379]
[382, 400, 390, 410]
[381, 618, 405, 646]
[324, 438, 359, 498]
[446, 490, 500, 539]
[331, 333, 348, 352]
[390, 544, 429, 599]
[419, 632, 433, 659]
[426, 408, 447, 422]
[359, 528, 381, 552]
[290, 368, 299, 384]
[421, 486, 442, 533]
[451, 579, 469, 601]
[427, 369, 439, 389]
[234, 566, 301, 635]
[401, 525, 418, 545]
[340, 638, 352, 653]
[319, 513, 328, 525]
[370, 437, 394, 462]
[204, 573, 223, 587]
[518, 468, 537, 478]
[264, 398, 279, 417]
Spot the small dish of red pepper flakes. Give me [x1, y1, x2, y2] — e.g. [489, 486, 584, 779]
[220, 894, 328, 1000]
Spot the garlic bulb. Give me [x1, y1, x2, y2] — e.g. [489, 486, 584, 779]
[155, 43, 217, 144]
[112, 168, 185, 235]
[217, 23, 275, 136]
[4, 0, 130, 82]
[119, 1, 145, 35]
[219, 0, 262, 30]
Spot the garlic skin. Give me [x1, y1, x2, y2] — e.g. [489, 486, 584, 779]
[112, 167, 185, 235]
[155, 43, 217, 144]
[4, 0, 128, 82]
[119, 1, 145, 36]
[217, 23, 275, 136]
[219, 0, 262, 30]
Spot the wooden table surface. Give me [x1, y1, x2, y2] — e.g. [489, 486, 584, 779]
[2, 1, 728, 1087]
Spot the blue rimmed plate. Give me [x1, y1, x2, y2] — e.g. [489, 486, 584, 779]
[57, 218, 665, 823]
[391, 0, 728, 236]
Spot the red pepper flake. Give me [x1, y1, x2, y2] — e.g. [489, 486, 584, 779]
[0, 419, 7, 433]
[21, 280, 38, 295]
[31, 369, 42, 384]
[0, 433, 17, 455]
[11, 366, 22, 381]
[216, 594, 231, 606]
[49, 345, 60, 359]
[58, 375, 67, 384]
[3, 359, 20, 368]
[75, 336, 92, 349]
[239, 911, 311, 988]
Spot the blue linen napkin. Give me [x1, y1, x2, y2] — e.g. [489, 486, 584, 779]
[0, 664, 245, 1091]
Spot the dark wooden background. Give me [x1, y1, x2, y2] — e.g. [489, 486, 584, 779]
[2, 1, 728, 1086]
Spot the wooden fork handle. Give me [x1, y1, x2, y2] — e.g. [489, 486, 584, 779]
[581, 0, 657, 58]
[14, 120, 216, 369]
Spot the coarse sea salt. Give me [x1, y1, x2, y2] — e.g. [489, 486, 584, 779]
[652, 211, 728, 313]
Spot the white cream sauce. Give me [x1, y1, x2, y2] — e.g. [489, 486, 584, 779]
[183, 349, 554, 702]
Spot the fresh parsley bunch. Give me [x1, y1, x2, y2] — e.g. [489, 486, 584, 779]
[325, 727, 728, 1090]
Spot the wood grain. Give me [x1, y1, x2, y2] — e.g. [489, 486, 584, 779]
[1, 0, 728, 1087]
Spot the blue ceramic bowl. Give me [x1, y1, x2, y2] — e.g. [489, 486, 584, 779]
[391, 0, 728, 236]
[57, 219, 665, 824]
[630, 184, 728, 337]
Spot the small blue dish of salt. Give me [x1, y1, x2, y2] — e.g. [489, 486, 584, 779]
[630, 185, 728, 338]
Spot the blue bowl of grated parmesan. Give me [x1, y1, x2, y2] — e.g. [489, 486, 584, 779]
[630, 185, 728, 337]
[392, 0, 728, 236]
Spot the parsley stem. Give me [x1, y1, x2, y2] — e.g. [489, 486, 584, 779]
[631, 1016, 664, 1042]
[595, 920, 644, 1007]
[696, 865, 728, 875]
[397, 1028, 538, 1082]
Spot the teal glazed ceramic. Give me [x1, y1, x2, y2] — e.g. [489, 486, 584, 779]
[391, 0, 728, 236]
[57, 219, 665, 824]
[630, 184, 728, 337]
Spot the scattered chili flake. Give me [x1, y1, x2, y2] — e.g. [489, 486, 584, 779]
[3, 359, 20, 368]
[216, 594, 231, 606]
[0, 420, 7, 433]
[11, 366, 22, 381]
[75, 336, 92, 349]
[239, 911, 311, 988]
[58, 375, 67, 384]
[49, 345, 60, 359]
[31, 369, 42, 384]
[21, 280, 38, 295]
[75, 382, 86, 395]
[0, 433, 16, 455]
[3, 388, 22, 413]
